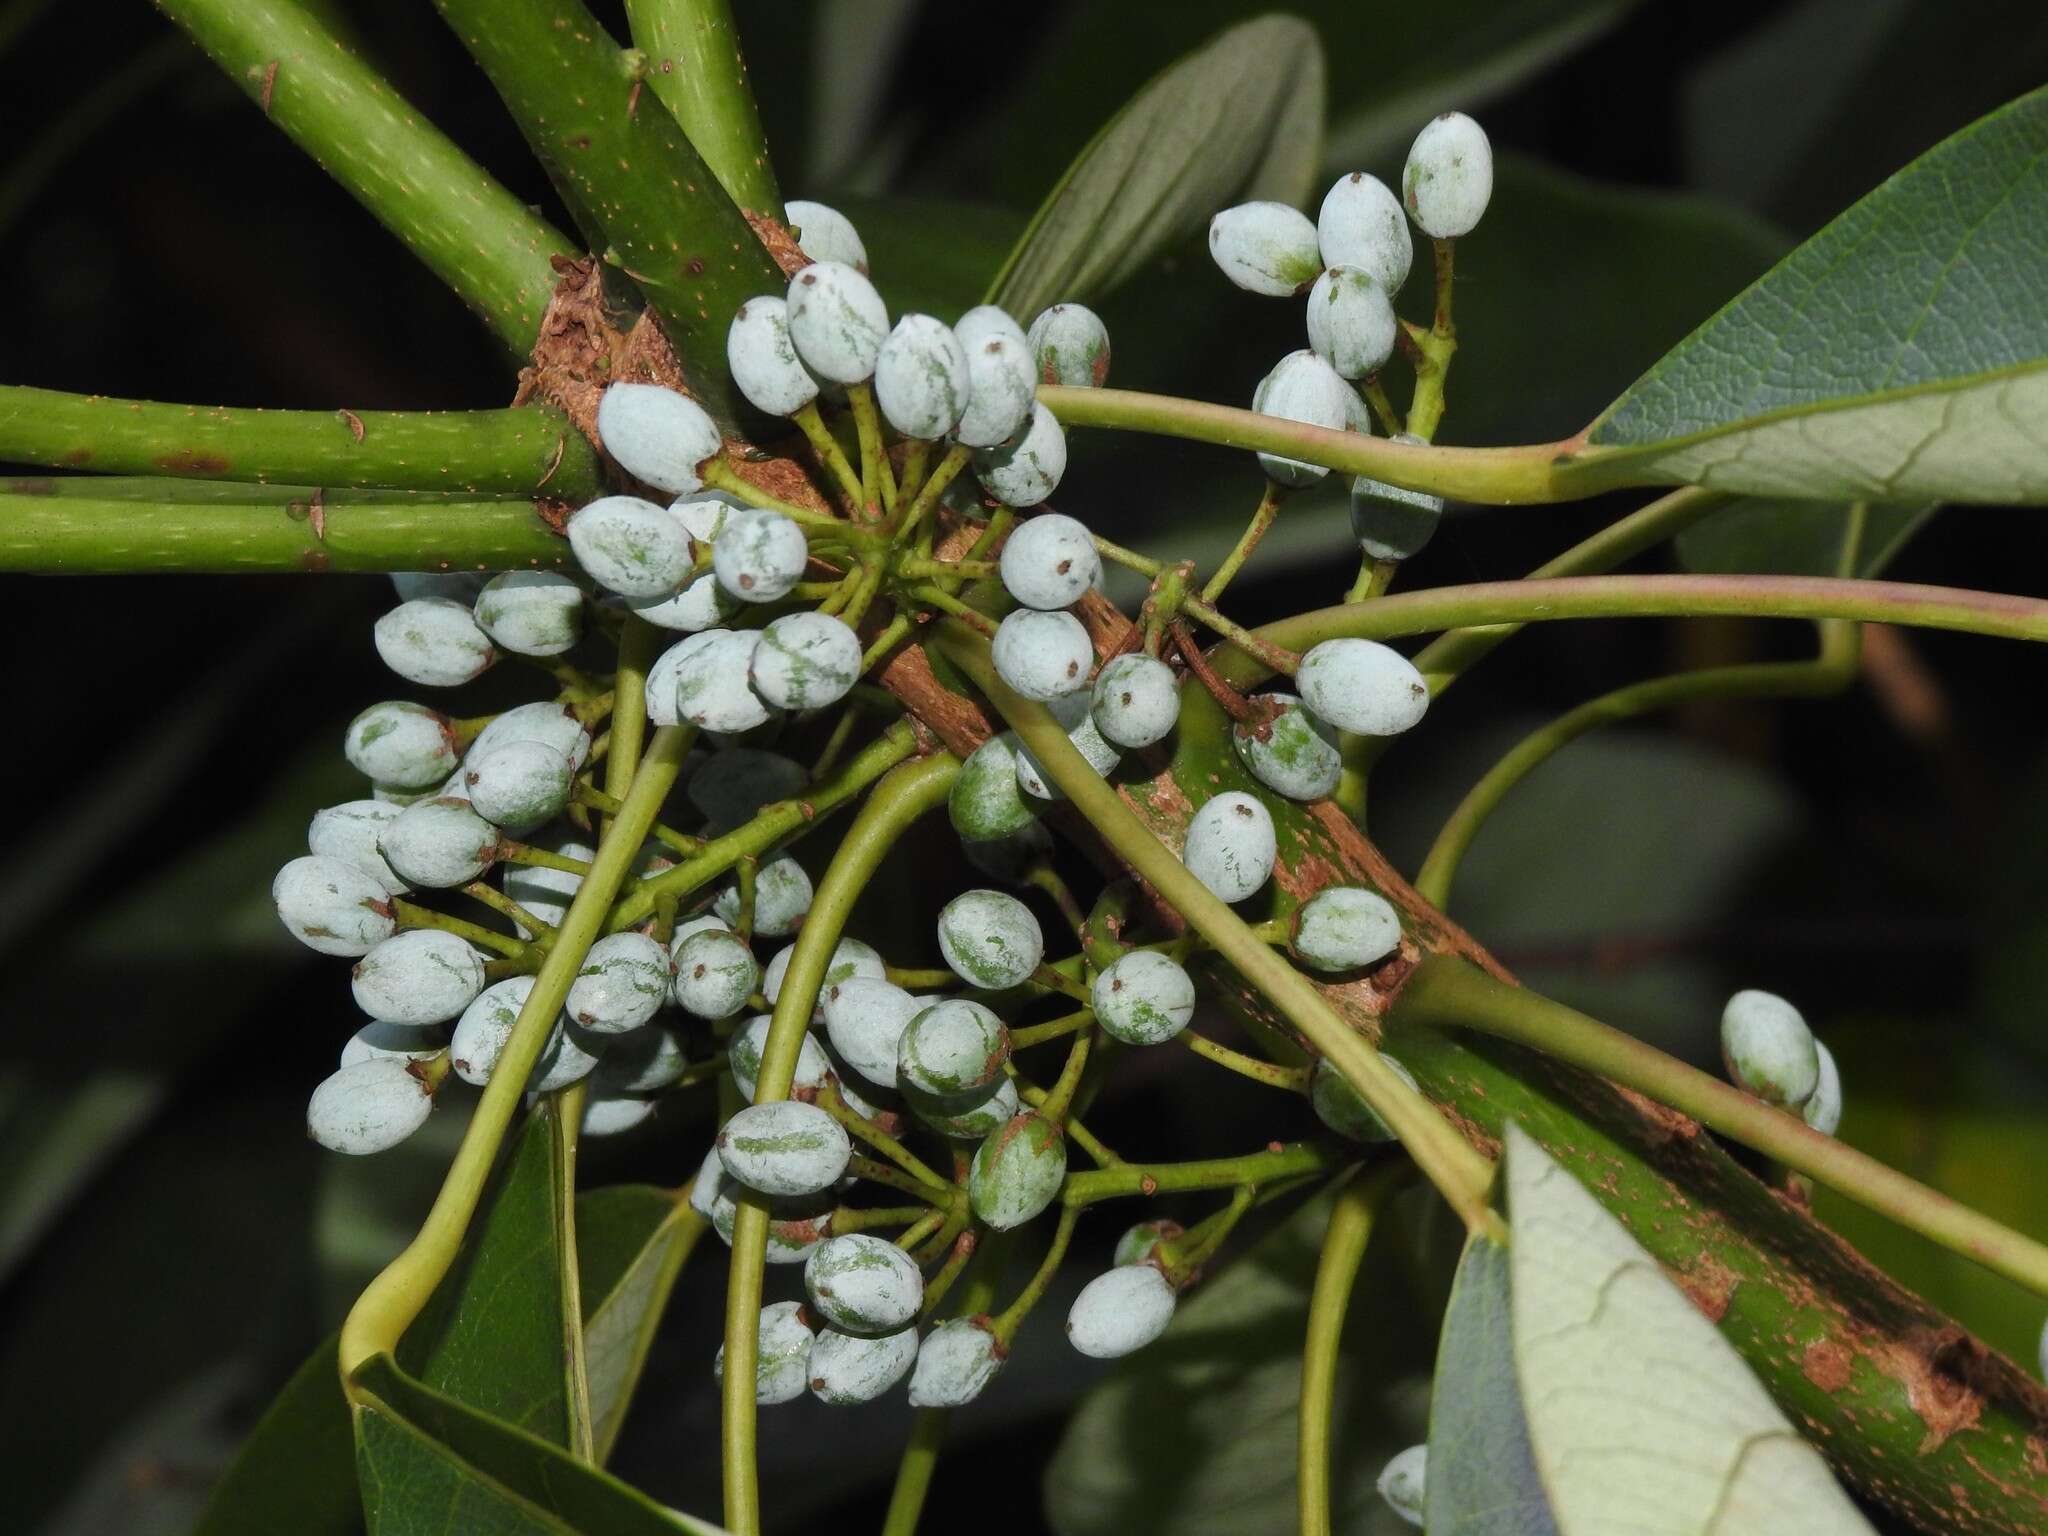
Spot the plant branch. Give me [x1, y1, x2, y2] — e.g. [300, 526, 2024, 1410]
[621, 0, 781, 214]
[1060, 1141, 1343, 1208]
[1397, 956, 2048, 1298]
[154, 0, 573, 353]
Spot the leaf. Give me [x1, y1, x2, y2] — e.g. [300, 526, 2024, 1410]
[1675, 498, 1936, 578]
[1424, 1235, 1557, 1536]
[985, 17, 1325, 319]
[193, 1334, 359, 1536]
[1045, 1185, 1436, 1536]
[1579, 87, 2048, 504]
[576, 1185, 708, 1462]
[399, 1107, 573, 1445]
[1479, 1124, 1874, 1534]
[352, 1355, 724, 1536]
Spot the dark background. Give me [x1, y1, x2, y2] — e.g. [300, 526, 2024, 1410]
[2, 2, 2046, 1532]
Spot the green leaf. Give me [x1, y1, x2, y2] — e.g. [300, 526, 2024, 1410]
[985, 17, 1324, 319]
[1424, 1236, 1556, 1536]
[576, 1185, 709, 1462]
[1476, 1125, 1874, 1533]
[352, 1355, 724, 1536]
[399, 1108, 573, 1445]
[1580, 87, 2048, 504]
[1675, 499, 1936, 578]
[1045, 1186, 1435, 1536]
[193, 1334, 359, 1536]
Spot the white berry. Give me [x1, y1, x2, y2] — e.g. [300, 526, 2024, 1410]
[712, 854, 814, 936]
[1091, 654, 1180, 749]
[671, 928, 759, 1020]
[953, 305, 1037, 448]
[820, 975, 919, 1090]
[714, 508, 809, 604]
[949, 733, 1039, 842]
[467, 701, 593, 774]
[1311, 1053, 1419, 1143]
[938, 890, 1044, 991]
[874, 314, 970, 440]
[673, 628, 772, 734]
[1027, 303, 1111, 388]
[750, 612, 861, 710]
[308, 799, 409, 894]
[568, 495, 695, 599]
[352, 930, 486, 1025]
[717, 1100, 851, 1197]
[786, 260, 889, 384]
[806, 1232, 924, 1335]
[464, 740, 572, 830]
[1317, 172, 1412, 293]
[974, 401, 1067, 506]
[345, 701, 456, 789]
[1352, 445, 1445, 562]
[1208, 200, 1321, 295]
[808, 1326, 918, 1404]
[726, 1013, 831, 1104]
[307, 1057, 432, 1155]
[474, 571, 583, 657]
[1293, 886, 1402, 971]
[1253, 350, 1356, 486]
[595, 383, 721, 496]
[1720, 989, 1819, 1107]
[992, 608, 1093, 701]
[907, 1317, 1003, 1407]
[1804, 1040, 1843, 1137]
[379, 797, 498, 887]
[373, 598, 496, 688]
[1296, 637, 1429, 736]
[1378, 1445, 1427, 1528]
[1182, 791, 1276, 904]
[785, 199, 867, 271]
[1233, 694, 1340, 802]
[1090, 950, 1195, 1045]
[1404, 112, 1493, 239]
[272, 854, 394, 956]
[1014, 690, 1120, 799]
[999, 512, 1100, 610]
[1067, 1264, 1177, 1358]
[898, 997, 1009, 1104]
[1306, 265, 1396, 379]
[340, 1020, 443, 1069]
[714, 1300, 814, 1405]
[568, 932, 672, 1034]
[727, 295, 821, 417]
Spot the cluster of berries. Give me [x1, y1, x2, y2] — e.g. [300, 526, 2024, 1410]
[272, 171, 1476, 1414]
[1719, 988, 1843, 1137]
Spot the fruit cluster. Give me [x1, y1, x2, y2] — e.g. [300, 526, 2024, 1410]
[274, 149, 1502, 1414]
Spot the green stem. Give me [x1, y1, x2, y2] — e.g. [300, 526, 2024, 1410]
[1298, 1163, 1403, 1536]
[849, 382, 897, 514]
[1062, 1141, 1342, 1208]
[1415, 622, 1861, 908]
[792, 402, 863, 509]
[882, 1409, 950, 1536]
[989, 1203, 1079, 1341]
[937, 625, 1499, 1233]
[816, 1081, 950, 1193]
[0, 388, 599, 495]
[548, 1090, 597, 1462]
[845, 1155, 950, 1206]
[1200, 483, 1288, 603]
[428, 0, 781, 423]
[721, 751, 958, 1536]
[392, 899, 530, 960]
[610, 720, 918, 927]
[889, 443, 971, 541]
[620, 0, 781, 213]
[1179, 1029, 1311, 1092]
[1403, 238, 1458, 442]
[1397, 956, 2048, 1298]
[1040, 386, 1574, 504]
[338, 724, 691, 1384]
[155, 0, 574, 352]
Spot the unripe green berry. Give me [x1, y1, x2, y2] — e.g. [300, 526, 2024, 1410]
[898, 998, 1010, 1104]
[473, 571, 583, 658]
[805, 1232, 924, 1335]
[373, 598, 496, 688]
[874, 313, 969, 440]
[671, 928, 759, 1020]
[907, 1317, 1004, 1407]
[717, 1099, 852, 1197]
[346, 701, 457, 789]
[1208, 200, 1320, 295]
[786, 260, 889, 384]
[1803, 1040, 1843, 1137]
[909, 1075, 1018, 1140]
[272, 854, 394, 956]
[992, 608, 1094, 701]
[1252, 350, 1356, 486]
[713, 508, 809, 604]
[937, 889, 1044, 991]
[353, 930, 486, 1025]
[1182, 790, 1276, 904]
[1352, 444, 1445, 562]
[974, 400, 1067, 506]
[464, 740, 572, 831]
[567, 932, 672, 1034]
[727, 295, 822, 417]
[785, 199, 867, 271]
[673, 628, 772, 734]
[379, 797, 497, 888]
[821, 975, 920, 1089]
[712, 854, 814, 937]
[1720, 989, 1819, 1107]
[1091, 653, 1180, 749]
[1027, 303, 1111, 388]
[1377, 1444, 1427, 1528]
[1317, 172, 1413, 293]
[1233, 694, 1340, 802]
[1297, 637, 1429, 736]
[968, 1109, 1067, 1229]
[713, 1300, 813, 1406]
[1310, 1053, 1419, 1143]
[1090, 950, 1196, 1045]
[1067, 1264, 1177, 1358]
[595, 384, 721, 496]
[1404, 112, 1493, 239]
[1306, 264, 1396, 380]
[999, 512, 1100, 610]
[750, 611, 861, 710]
[307, 1057, 433, 1155]
[568, 495, 695, 599]
[1292, 885, 1403, 971]
[949, 733, 1039, 842]
[808, 1325, 918, 1404]
[1113, 1218, 1184, 1269]
[953, 305, 1036, 449]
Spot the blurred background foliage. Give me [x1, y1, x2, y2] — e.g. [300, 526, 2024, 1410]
[2, 1, 2046, 1532]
